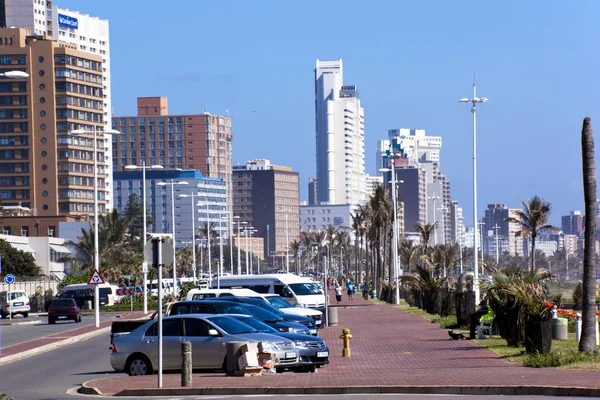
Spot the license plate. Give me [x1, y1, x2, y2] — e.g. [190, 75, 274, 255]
[14, 302, 23, 306]
[58, 316, 67, 319]
[317, 351, 329, 358]
[315, 320, 322, 325]
[285, 352, 297, 359]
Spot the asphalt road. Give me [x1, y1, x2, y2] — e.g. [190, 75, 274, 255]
[0, 314, 113, 349]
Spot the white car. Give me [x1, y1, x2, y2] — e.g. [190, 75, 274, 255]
[0, 290, 30, 318]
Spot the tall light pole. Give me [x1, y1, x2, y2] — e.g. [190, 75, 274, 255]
[125, 162, 164, 315]
[245, 226, 253, 274]
[70, 127, 120, 327]
[157, 179, 188, 296]
[285, 209, 290, 273]
[216, 207, 227, 288]
[437, 207, 448, 246]
[205, 202, 212, 287]
[178, 193, 198, 283]
[460, 84, 488, 305]
[493, 223, 500, 264]
[235, 219, 246, 275]
[478, 221, 485, 276]
[229, 214, 235, 275]
[379, 147, 400, 305]
[428, 191, 440, 246]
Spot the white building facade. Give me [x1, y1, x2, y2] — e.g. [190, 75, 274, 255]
[4, 0, 114, 209]
[315, 59, 365, 205]
[300, 203, 360, 241]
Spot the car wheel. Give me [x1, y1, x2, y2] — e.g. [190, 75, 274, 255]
[48, 318, 55, 324]
[22, 312, 28, 318]
[297, 366, 316, 373]
[126, 354, 153, 376]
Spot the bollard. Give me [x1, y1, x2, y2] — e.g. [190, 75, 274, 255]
[328, 307, 339, 326]
[575, 313, 582, 342]
[181, 340, 192, 387]
[339, 328, 352, 357]
[597, 316, 599, 346]
[85, 300, 92, 311]
[551, 318, 568, 340]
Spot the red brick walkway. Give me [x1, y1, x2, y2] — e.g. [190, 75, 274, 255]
[86, 295, 600, 395]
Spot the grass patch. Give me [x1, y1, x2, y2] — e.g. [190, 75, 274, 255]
[399, 306, 463, 329]
[476, 333, 600, 369]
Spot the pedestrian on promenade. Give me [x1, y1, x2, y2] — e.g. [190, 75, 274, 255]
[362, 282, 369, 299]
[346, 280, 354, 300]
[327, 278, 331, 290]
[469, 301, 490, 339]
[335, 285, 343, 304]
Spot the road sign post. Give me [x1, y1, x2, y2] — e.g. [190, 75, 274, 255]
[4, 274, 15, 321]
[146, 233, 172, 389]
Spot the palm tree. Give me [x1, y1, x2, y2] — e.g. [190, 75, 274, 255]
[351, 208, 366, 280]
[505, 196, 558, 272]
[289, 239, 301, 275]
[415, 222, 437, 257]
[440, 243, 459, 277]
[580, 117, 598, 353]
[399, 239, 417, 273]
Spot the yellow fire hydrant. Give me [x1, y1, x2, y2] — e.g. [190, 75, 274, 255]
[340, 328, 352, 357]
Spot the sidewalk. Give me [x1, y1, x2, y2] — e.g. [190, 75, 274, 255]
[0, 311, 146, 364]
[83, 295, 600, 397]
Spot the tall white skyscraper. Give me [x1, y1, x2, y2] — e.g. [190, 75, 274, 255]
[315, 59, 365, 205]
[3, 0, 114, 208]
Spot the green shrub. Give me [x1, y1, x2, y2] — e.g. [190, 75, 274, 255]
[1, 394, 13, 400]
[523, 349, 599, 368]
[433, 315, 458, 329]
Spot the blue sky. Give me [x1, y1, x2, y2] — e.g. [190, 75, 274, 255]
[61, 0, 600, 226]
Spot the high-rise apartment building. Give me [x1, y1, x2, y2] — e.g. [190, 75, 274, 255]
[232, 159, 299, 265]
[112, 169, 227, 243]
[561, 210, 583, 236]
[365, 174, 382, 197]
[2, 0, 114, 208]
[308, 177, 317, 206]
[314, 59, 365, 205]
[0, 27, 106, 235]
[111, 96, 233, 214]
[395, 166, 427, 235]
[507, 208, 525, 256]
[450, 201, 465, 247]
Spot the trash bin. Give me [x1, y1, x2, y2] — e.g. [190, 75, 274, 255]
[225, 341, 247, 376]
[552, 318, 568, 340]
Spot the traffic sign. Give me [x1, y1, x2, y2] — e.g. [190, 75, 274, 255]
[4, 274, 15, 285]
[88, 269, 105, 285]
[116, 288, 135, 296]
[144, 235, 174, 268]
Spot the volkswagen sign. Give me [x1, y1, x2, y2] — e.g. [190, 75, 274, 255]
[58, 14, 78, 29]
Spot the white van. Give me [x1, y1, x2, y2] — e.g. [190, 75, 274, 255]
[214, 274, 326, 313]
[186, 288, 261, 300]
[59, 283, 119, 306]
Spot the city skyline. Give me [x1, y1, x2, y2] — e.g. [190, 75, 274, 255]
[56, 0, 600, 226]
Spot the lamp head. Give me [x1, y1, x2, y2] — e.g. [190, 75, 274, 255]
[459, 98, 470, 103]
[124, 165, 137, 170]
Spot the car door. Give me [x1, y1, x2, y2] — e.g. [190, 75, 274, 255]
[182, 318, 224, 369]
[143, 319, 183, 370]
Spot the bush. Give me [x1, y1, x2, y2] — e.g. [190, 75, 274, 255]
[523, 349, 600, 368]
[1, 394, 13, 400]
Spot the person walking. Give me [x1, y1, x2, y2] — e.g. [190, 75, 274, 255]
[362, 282, 369, 300]
[346, 280, 354, 300]
[335, 285, 343, 304]
[327, 278, 331, 291]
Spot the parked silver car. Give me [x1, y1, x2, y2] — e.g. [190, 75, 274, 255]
[110, 314, 298, 376]
[229, 314, 329, 372]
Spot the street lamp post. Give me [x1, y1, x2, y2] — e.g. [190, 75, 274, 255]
[284, 208, 290, 273]
[157, 180, 188, 296]
[216, 208, 227, 289]
[379, 148, 400, 305]
[125, 162, 164, 315]
[236, 220, 246, 275]
[428, 191, 440, 246]
[178, 193, 198, 284]
[460, 85, 488, 305]
[245, 226, 253, 274]
[70, 127, 120, 328]
[493, 223, 500, 264]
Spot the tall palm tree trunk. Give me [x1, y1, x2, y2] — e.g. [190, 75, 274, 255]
[580, 117, 598, 353]
[530, 234, 537, 273]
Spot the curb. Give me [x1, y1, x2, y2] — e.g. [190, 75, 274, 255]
[78, 384, 600, 397]
[0, 325, 111, 366]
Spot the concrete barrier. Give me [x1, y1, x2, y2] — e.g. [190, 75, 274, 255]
[328, 307, 338, 326]
[551, 318, 568, 340]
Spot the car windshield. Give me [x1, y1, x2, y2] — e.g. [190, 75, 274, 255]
[245, 305, 284, 322]
[208, 316, 258, 334]
[244, 299, 283, 315]
[9, 292, 25, 300]
[289, 283, 323, 296]
[213, 304, 252, 315]
[233, 317, 278, 333]
[266, 296, 294, 309]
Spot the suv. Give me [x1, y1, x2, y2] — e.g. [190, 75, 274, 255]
[0, 290, 30, 318]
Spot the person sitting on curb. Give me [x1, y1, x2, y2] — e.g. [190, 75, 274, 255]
[469, 301, 490, 339]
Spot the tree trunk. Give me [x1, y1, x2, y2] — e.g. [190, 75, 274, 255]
[530, 235, 536, 273]
[580, 117, 598, 353]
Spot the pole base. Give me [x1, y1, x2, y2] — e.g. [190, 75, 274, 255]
[342, 349, 351, 357]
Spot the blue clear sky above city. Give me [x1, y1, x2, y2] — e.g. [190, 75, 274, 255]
[62, 0, 600, 226]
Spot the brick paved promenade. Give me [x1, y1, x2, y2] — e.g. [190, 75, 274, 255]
[85, 293, 600, 396]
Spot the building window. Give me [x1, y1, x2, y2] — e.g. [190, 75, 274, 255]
[40, 110, 46, 117]
[41, 137, 46, 143]
[43, 204, 48, 210]
[42, 191, 48, 197]
[41, 151, 47, 157]
[38, 56, 44, 63]
[40, 97, 45, 103]
[42, 178, 47, 184]
[40, 123, 46, 130]
[39, 70, 45, 76]
[41, 164, 47, 170]
[21, 226, 29, 237]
